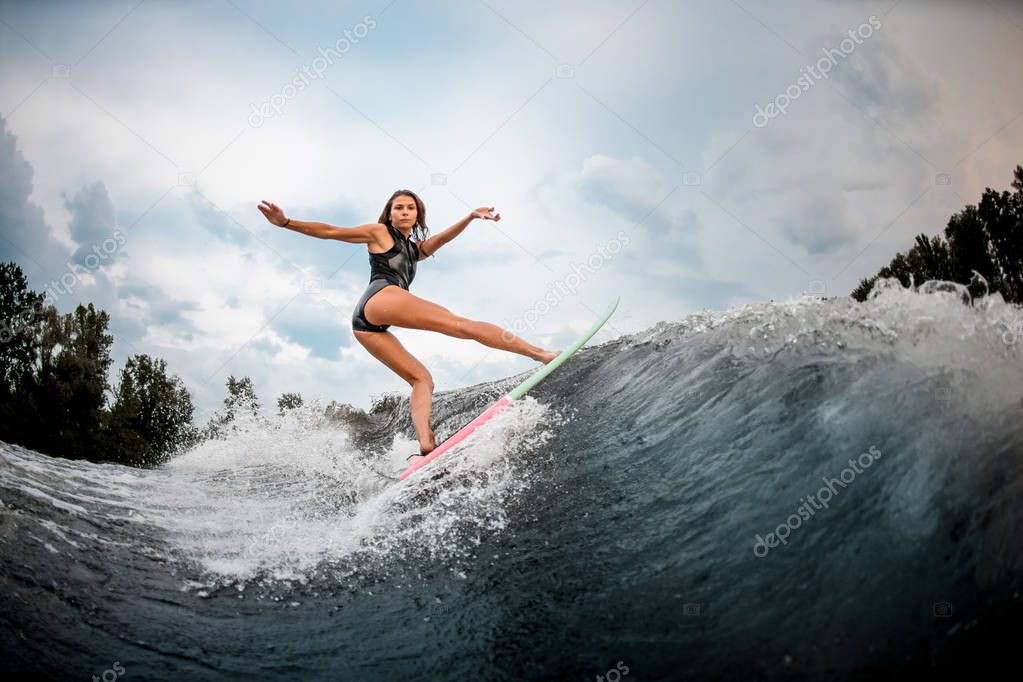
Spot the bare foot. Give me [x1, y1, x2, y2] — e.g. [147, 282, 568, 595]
[407, 429, 436, 464]
[536, 349, 561, 364]
[423, 428, 436, 453]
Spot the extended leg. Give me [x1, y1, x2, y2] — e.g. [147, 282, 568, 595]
[364, 286, 559, 363]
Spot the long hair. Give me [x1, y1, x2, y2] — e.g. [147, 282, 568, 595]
[377, 189, 429, 242]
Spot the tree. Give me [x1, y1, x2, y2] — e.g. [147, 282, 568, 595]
[224, 375, 259, 417]
[101, 354, 195, 466]
[0, 263, 46, 441]
[978, 165, 1023, 301]
[851, 234, 952, 300]
[277, 391, 303, 415]
[202, 375, 261, 439]
[853, 164, 1023, 303]
[1, 260, 203, 466]
[945, 205, 999, 300]
[18, 303, 113, 460]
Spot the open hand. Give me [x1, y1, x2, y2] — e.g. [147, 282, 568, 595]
[471, 206, 501, 222]
[258, 200, 288, 227]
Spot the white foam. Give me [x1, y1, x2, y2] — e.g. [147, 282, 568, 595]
[132, 397, 556, 586]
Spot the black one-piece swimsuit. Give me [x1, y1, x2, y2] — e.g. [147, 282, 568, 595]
[351, 224, 420, 333]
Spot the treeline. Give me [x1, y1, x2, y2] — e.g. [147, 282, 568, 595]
[0, 262, 323, 467]
[853, 164, 1023, 302]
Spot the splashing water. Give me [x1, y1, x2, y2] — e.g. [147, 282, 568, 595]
[2, 280, 1020, 680]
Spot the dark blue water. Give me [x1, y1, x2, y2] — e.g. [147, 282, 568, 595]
[2, 284, 1022, 681]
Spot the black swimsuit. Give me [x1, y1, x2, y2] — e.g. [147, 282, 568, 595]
[351, 224, 420, 333]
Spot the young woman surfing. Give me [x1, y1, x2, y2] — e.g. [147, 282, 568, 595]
[257, 189, 559, 465]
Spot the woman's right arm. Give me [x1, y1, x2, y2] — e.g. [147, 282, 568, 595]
[285, 219, 384, 244]
[258, 200, 384, 244]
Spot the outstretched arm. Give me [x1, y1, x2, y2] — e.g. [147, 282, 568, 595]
[418, 207, 500, 260]
[257, 200, 383, 244]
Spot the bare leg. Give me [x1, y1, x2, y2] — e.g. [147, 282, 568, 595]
[353, 330, 437, 455]
[364, 286, 561, 363]
[410, 379, 435, 455]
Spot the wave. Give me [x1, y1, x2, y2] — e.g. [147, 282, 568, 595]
[2, 280, 1021, 680]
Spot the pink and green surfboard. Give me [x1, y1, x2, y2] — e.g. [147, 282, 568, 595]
[400, 297, 620, 480]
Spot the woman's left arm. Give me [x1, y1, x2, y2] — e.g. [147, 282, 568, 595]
[418, 207, 500, 260]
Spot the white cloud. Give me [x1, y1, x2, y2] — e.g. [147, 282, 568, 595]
[2, 0, 1021, 420]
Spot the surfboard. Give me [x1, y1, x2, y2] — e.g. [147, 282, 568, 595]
[399, 296, 620, 480]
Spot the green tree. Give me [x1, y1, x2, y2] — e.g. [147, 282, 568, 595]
[1, 260, 202, 466]
[101, 354, 195, 466]
[0, 263, 46, 440]
[852, 235, 953, 300]
[978, 165, 1023, 301]
[22, 303, 113, 460]
[945, 204, 1000, 299]
[277, 391, 303, 415]
[202, 375, 261, 439]
[225, 375, 259, 416]
[853, 164, 1022, 303]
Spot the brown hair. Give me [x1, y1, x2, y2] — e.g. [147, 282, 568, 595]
[377, 189, 429, 242]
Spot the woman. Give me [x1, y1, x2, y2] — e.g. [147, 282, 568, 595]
[257, 189, 559, 464]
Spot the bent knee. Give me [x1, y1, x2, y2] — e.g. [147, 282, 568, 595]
[408, 371, 434, 390]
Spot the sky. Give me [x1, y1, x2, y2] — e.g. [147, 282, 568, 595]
[1, 0, 1022, 422]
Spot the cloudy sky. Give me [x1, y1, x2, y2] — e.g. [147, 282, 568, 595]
[1, 0, 1021, 422]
